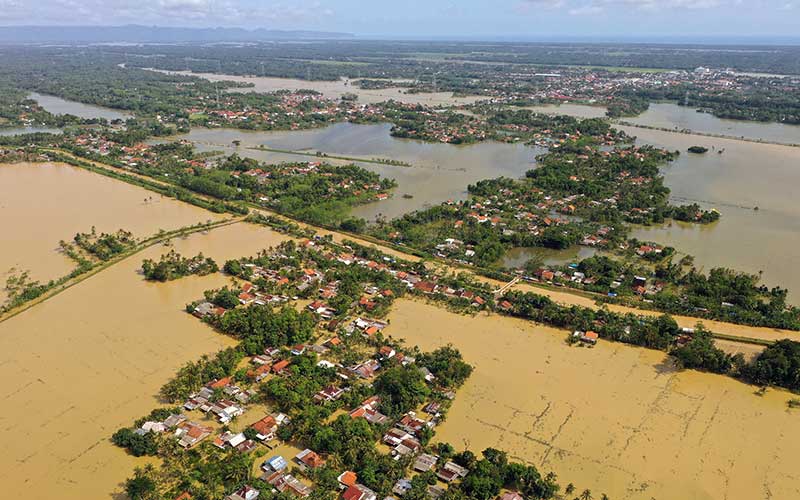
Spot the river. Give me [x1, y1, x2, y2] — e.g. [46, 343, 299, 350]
[0, 221, 290, 499]
[28, 92, 132, 121]
[173, 123, 543, 221]
[388, 299, 800, 500]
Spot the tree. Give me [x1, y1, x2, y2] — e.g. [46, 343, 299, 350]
[125, 466, 157, 500]
[374, 365, 431, 416]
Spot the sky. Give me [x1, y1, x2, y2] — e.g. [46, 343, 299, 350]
[0, 0, 798, 41]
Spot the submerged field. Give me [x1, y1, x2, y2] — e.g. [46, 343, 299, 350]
[387, 299, 800, 500]
[0, 222, 288, 499]
[0, 162, 226, 302]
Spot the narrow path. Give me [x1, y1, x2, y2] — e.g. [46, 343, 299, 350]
[0, 217, 243, 324]
[44, 149, 800, 348]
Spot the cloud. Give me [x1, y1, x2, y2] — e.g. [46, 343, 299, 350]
[0, 0, 335, 27]
[519, 0, 730, 14]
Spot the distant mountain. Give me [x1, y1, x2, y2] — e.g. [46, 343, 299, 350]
[0, 25, 354, 44]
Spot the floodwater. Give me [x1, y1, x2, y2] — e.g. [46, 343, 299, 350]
[520, 103, 608, 119]
[388, 299, 800, 500]
[625, 102, 800, 145]
[501, 245, 598, 269]
[618, 126, 800, 302]
[28, 92, 132, 121]
[175, 123, 542, 220]
[144, 69, 483, 106]
[0, 162, 225, 301]
[0, 221, 289, 499]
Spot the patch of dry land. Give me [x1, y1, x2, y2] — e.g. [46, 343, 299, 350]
[387, 299, 800, 500]
[0, 162, 226, 300]
[0, 222, 288, 499]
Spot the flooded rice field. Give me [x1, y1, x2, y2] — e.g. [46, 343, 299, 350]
[388, 299, 800, 500]
[0, 221, 289, 499]
[0, 162, 225, 302]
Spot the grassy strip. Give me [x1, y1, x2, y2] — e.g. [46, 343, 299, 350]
[42, 150, 249, 215]
[614, 120, 800, 148]
[42, 150, 781, 348]
[251, 145, 411, 167]
[0, 218, 243, 324]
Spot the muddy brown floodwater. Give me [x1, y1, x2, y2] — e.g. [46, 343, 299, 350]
[0, 162, 226, 302]
[0, 222, 289, 499]
[387, 299, 800, 500]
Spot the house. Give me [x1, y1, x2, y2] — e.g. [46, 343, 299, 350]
[413, 453, 438, 472]
[350, 396, 390, 425]
[225, 485, 260, 500]
[213, 431, 247, 450]
[314, 385, 345, 403]
[351, 359, 380, 379]
[342, 484, 377, 500]
[272, 359, 291, 375]
[573, 330, 599, 345]
[176, 421, 212, 449]
[393, 479, 413, 496]
[498, 493, 524, 500]
[262, 455, 288, 472]
[262, 470, 312, 497]
[379, 346, 396, 359]
[437, 462, 469, 483]
[338, 471, 358, 488]
[251, 415, 278, 441]
[295, 449, 326, 469]
[414, 281, 437, 294]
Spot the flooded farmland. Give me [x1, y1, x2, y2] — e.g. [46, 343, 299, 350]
[175, 123, 542, 220]
[28, 92, 132, 121]
[0, 162, 225, 301]
[0, 221, 289, 500]
[388, 299, 800, 500]
[144, 69, 483, 106]
[618, 126, 800, 301]
[624, 102, 800, 145]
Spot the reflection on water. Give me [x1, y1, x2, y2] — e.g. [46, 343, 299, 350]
[626, 102, 800, 145]
[28, 92, 132, 121]
[174, 123, 543, 220]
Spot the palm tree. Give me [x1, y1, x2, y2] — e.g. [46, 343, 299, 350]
[565, 483, 575, 495]
[580, 489, 593, 500]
